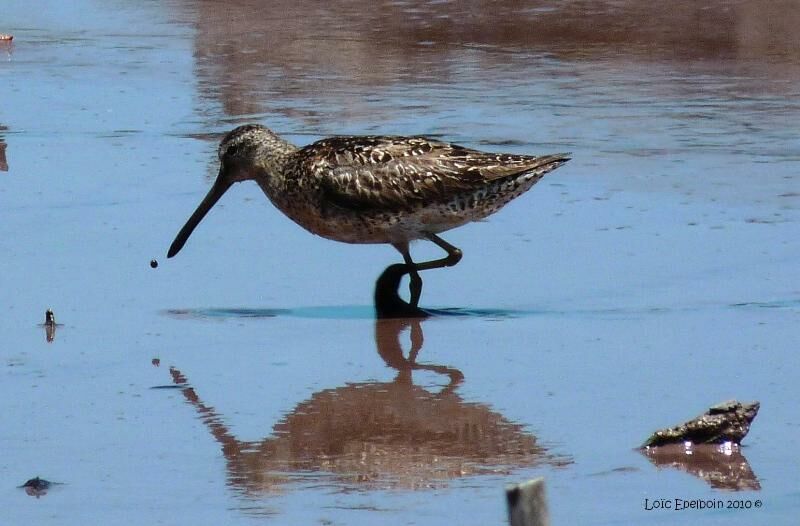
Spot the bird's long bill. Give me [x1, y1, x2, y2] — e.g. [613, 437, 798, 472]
[167, 172, 232, 258]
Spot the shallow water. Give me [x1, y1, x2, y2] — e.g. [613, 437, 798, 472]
[1, 1, 798, 524]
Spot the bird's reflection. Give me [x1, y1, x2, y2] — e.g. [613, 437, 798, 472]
[641, 443, 760, 491]
[160, 266, 569, 497]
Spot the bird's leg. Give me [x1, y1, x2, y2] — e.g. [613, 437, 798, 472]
[392, 234, 463, 308]
[393, 242, 424, 308]
[416, 233, 463, 271]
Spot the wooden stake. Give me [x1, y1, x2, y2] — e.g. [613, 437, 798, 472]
[506, 477, 550, 526]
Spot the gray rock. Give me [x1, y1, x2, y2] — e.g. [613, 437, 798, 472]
[642, 400, 759, 448]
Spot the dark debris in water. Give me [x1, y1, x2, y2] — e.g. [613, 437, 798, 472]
[19, 477, 54, 497]
[730, 298, 800, 310]
[42, 309, 61, 343]
[588, 466, 640, 477]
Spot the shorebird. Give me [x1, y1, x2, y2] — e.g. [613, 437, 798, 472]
[168, 125, 569, 307]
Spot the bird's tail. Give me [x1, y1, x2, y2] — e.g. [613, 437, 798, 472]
[515, 153, 570, 182]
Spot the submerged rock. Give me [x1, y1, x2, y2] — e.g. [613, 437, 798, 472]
[642, 400, 760, 448]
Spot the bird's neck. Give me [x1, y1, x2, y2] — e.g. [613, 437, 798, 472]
[252, 142, 300, 207]
[253, 135, 297, 184]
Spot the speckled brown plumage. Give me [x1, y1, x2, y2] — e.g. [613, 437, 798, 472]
[168, 124, 570, 307]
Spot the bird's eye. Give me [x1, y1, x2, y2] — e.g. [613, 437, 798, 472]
[223, 145, 240, 159]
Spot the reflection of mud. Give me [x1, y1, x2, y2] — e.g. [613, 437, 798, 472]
[641, 443, 760, 491]
[0, 38, 11, 62]
[181, 0, 800, 118]
[0, 142, 7, 172]
[0, 124, 8, 171]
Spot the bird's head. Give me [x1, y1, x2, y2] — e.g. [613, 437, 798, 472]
[216, 124, 278, 182]
[167, 124, 290, 258]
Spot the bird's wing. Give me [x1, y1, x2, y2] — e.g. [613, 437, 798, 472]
[297, 136, 569, 211]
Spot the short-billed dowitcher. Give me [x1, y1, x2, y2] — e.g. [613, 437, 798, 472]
[168, 125, 569, 306]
